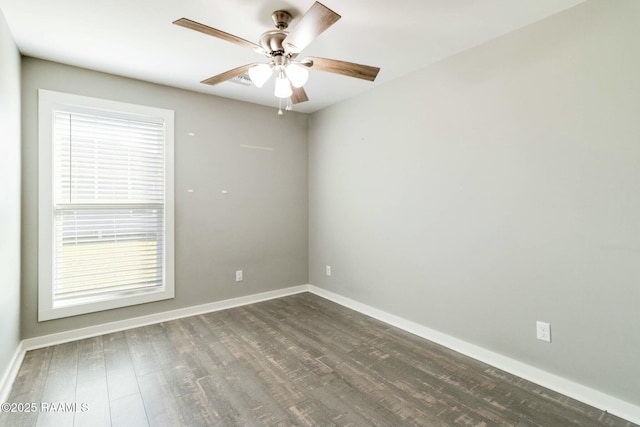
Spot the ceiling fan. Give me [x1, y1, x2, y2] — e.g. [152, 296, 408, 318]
[173, 2, 380, 112]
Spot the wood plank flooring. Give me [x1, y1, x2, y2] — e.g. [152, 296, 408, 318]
[1, 293, 636, 427]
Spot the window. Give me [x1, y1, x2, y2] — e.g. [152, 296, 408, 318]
[38, 90, 174, 321]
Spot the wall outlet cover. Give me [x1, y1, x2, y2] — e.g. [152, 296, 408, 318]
[536, 321, 551, 343]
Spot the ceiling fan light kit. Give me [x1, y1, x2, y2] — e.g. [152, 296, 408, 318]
[274, 70, 293, 98]
[285, 63, 309, 88]
[173, 1, 380, 114]
[247, 63, 272, 88]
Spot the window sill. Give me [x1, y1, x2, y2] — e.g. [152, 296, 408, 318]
[38, 285, 174, 322]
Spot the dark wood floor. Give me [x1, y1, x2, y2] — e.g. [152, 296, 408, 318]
[1, 293, 635, 427]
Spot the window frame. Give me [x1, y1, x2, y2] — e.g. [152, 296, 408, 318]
[38, 89, 175, 321]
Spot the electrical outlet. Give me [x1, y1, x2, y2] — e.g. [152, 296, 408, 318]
[325, 265, 332, 276]
[536, 321, 551, 343]
[235, 270, 243, 282]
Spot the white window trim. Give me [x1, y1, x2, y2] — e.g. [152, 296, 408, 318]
[38, 89, 175, 321]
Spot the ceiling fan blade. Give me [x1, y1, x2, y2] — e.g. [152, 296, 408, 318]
[290, 85, 309, 104]
[302, 57, 380, 81]
[201, 63, 260, 86]
[173, 18, 263, 53]
[282, 2, 340, 54]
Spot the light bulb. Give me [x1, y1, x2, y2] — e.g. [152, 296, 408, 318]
[248, 63, 272, 88]
[274, 71, 292, 98]
[286, 63, 309, 88]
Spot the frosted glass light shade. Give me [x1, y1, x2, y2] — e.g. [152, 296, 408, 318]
[248, 64, 272, 88]
[285, 63, 309, 88]
[274, 74, 292, 98]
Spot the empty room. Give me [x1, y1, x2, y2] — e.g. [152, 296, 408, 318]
[0, 0, 638, 426]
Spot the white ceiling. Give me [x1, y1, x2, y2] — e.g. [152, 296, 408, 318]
[0, 0, 585, 113]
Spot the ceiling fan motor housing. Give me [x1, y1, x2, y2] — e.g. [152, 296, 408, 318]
[259, 10, 294, 56]
[259, 30, 288, 56]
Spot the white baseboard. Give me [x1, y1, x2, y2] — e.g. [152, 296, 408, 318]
[0, 341, 25, 404]
[307, 285, 640, 425]
[22, 285, 309, 351]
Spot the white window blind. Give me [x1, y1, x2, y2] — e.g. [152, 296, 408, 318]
[39, 89, 174, 321]
[52, 110, 166, 304]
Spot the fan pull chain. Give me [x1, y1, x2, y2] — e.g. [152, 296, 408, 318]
[278, 98, 284, 116]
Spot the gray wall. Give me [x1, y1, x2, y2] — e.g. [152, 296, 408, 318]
[22, 58, 308, 338]
[309, 0, 640, 406]
[0, 10, 21, 380]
